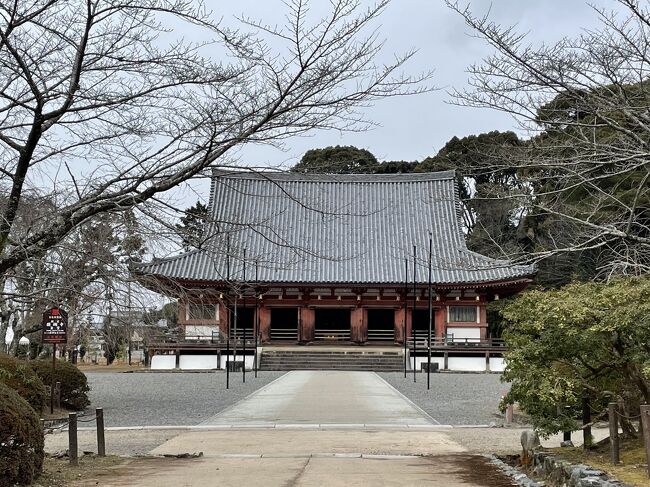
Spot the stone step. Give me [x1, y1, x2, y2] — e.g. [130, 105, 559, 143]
[260, 356, 401, 359]
[259, 358, 402, 362]
[260, 349, 405, 371]
[262, 354, 402, 357]
[260, 357, 403, 362]
[261, 368, 403, 372]
[261, 363, 403, 368]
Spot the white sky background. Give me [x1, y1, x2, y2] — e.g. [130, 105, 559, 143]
[171, 0, 621, 206]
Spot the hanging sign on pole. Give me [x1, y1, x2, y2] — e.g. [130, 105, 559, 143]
[43, 307, 67, 414]
[42, 307, 68, 344]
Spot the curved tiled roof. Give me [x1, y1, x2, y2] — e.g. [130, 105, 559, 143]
[135, 170, 535, 286]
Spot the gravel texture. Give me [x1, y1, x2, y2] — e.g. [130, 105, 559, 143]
[83, 371, 286, 427]
[379, 372, 509, 425]
[45, 429, 187, 456]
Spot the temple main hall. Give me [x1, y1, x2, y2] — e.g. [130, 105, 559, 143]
[136, 170, 534, 371]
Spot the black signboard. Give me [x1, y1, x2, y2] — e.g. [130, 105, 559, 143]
[42, 307, 68, 344]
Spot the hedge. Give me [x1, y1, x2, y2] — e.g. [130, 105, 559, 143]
[0, 382, 44, 486]
[0, 353, 47, 413]
[30, 359, 90, 410]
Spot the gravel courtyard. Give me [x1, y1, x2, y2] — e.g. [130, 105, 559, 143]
[84, 371, 286, 427]
[82, 371, 508, 427]
[379, 372, 509, 425]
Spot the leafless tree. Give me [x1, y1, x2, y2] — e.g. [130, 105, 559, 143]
[448, 0, 650, 278]
[0, 0, 429, 278]
[1, 201, 153, 355]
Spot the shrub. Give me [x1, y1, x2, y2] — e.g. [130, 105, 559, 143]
[0, 353, 47, 413]
[30, 359, 90, 410]
[0, 382, 44, 486]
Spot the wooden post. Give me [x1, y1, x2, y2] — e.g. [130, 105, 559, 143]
[608, 402, 619, 465]
[55, 381, 61, 409]
[226, 337, 230, 389]
[68, 412, 78, 466]
[562, 405, 571, 443]
[96, 408, 105, 457]
[640, 405, 650, 479]
[582, 395, 592, 450]
[50, 344, 56, 414]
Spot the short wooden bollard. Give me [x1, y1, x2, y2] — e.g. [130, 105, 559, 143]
[68, 412, 78, 466]
[608, 402, 619, 465]
[640, 405, 650, 479]
[96, 408, 106, 457]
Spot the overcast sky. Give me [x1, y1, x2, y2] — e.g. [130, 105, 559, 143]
[171, 0, 620, 204]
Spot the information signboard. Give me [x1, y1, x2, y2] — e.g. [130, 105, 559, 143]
[42, 307, 68, 344]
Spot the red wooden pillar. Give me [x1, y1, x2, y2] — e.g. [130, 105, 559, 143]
[300, 307, 315, 343]
[218, 300, 229, 338]
[351, 308, 366, 343]
[406, 308, 412, 338]
[434, 307, 446, 338]
[259, 305, 271, 342]
[394, 308, 405, 343]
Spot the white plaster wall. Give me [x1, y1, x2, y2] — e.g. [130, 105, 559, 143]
[179, 355, 219, 370]
[219, 355, 255, 370]
[411, 356, 445, 371]
[185, 325, 219, 339]
[446, 327, 481, 341]
[489, 357, 505, 372]
[447, 356, 486, 371]
[150, 355, 176, 369]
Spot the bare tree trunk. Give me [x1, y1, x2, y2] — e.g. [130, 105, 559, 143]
[0, 310, 11, 352]
[8, 315, 22, 355]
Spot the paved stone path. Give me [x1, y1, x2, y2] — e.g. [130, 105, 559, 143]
[80, 371, 516, 486]
[200, 370, 437, 426]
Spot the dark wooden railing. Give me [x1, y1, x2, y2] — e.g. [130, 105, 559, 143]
[270, 327, 298, 341]
[367, 330, 395, 341]
[407, 337, 506, 349]
[148, 335, 257, 352]
[314, 328, 351, 341]
[229, 328, 255, 341]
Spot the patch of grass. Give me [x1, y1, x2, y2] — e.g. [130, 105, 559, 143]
[549, 438, 649, 486]
[33, 454, 131, 486]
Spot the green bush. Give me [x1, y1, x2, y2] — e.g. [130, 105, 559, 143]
[0, 353, 47, 413]
[30, 359, 90, 410]
[0, 382, 44, 486]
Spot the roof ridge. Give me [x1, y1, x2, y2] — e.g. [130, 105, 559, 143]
[210, 168, 456, 182]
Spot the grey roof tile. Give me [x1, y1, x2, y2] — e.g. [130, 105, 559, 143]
[135, 170, 535, 286]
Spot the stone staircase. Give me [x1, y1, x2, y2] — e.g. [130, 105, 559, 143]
[259, 348, 404, 371]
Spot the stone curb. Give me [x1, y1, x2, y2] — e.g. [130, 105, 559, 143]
[485, 454, 542, 487]
[150, 452, 424, 460]
[485, 452, 634, 487]
[530, 451, 633, 487]
[65, 423, 458, 433]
